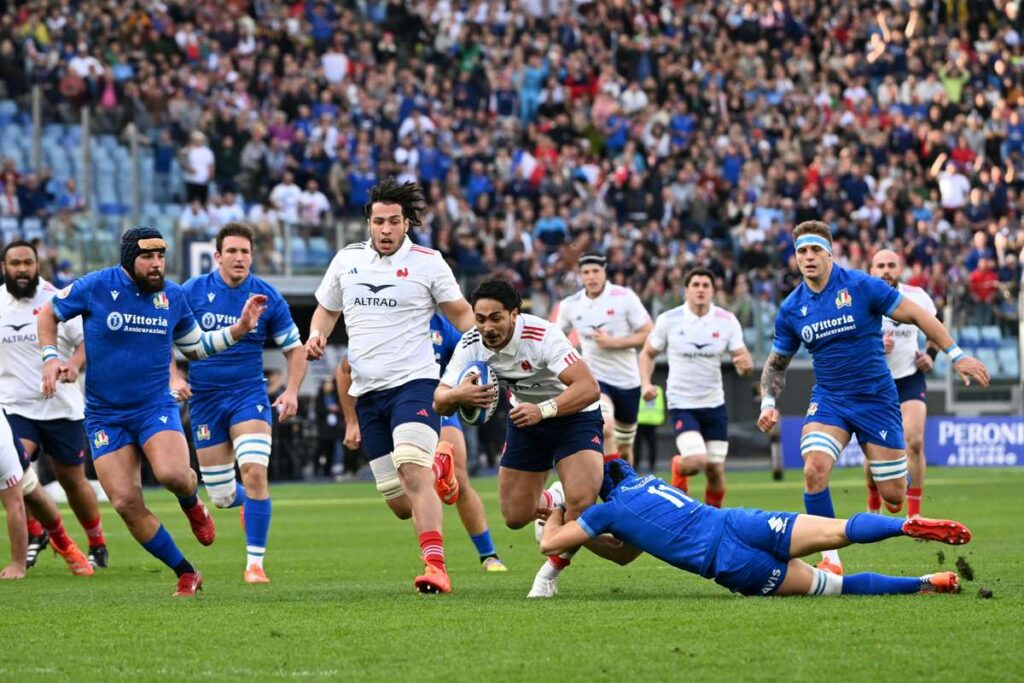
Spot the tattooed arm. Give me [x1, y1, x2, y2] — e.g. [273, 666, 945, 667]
[757, 351, 793, 432]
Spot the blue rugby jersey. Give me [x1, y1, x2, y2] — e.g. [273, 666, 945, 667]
[50, 266, 196, 413]
[578, 474, 725, 578]
[771, 265, 902, 396]
[181, 270, 300, 393]
[430, 312, 462, 375]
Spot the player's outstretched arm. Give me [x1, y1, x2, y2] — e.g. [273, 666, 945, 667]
[638, 339, 659, 400]
[889, 297, 990, 387]
[37, 303, 62, 399]
[305, 304, 342, 360]
[273, 346, 307, 421]
[175, 294, 268, 361]
[438, 298, 474, 333]
[540, 507, 642, 565]
[757, 351, 792, 432]
[336, 358, 361, 450]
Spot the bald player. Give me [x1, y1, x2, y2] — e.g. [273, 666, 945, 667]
[868, 249, 938, 518]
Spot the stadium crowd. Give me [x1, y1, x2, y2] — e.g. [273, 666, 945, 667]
[0, 0, 1021, 330]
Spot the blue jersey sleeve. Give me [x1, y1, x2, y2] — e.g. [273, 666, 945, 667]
[771, 305, 801, 356]
[440, 316, 461, 362]
[171, 284, 199, 339]
[860, 273, 903, 317]
[577, 502, 618, 538]
[50, 272, 97, 321]
[267, 290, 302, 351]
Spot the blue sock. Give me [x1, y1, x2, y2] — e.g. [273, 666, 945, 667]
[804, 487, 836, 518]
[244, 497, 272, 551]
[227, 482, 247, 509]
[177, 489, 199, 510]
[845, 512, 905, 544]
[141, 524, 193, 576]
[842, 572, 922, 595]
[470, 529, 497, 559]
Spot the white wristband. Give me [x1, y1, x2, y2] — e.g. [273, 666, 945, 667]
[538, 399, 559, 420]
[760, 396, 776, 411]
[309, 330, 322, 340]
[944, 343, 965, 364]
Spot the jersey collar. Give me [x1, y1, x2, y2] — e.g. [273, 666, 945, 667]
[683, 301, 714, 321]
[212, 268, 251, 291]
[364, 235, 412, 265]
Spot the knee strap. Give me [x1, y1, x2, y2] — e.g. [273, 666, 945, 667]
[369, 455, 404, 500]
[706, 440, 729, 464]
[869, 455, 908, 482]
[200, 464, 237, 508]
[675, 431, 707, 458]
[19, 465, 37, 494]
[801, 432, 843, 461]
[613, 423, 638, 447]
[599, 394, 615, 421]
[234, 433, 272, 468]
[391, 423, 438, 469]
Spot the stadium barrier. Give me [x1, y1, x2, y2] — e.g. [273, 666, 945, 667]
[781, 416, 1024, 468]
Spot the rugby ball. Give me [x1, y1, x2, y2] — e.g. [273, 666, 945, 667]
[457, 360, 499, 426]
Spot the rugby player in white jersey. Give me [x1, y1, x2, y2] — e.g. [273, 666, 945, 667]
[556, 253, 653, 465]
[869, 249, 937, 518]
[434, 277, 604, 598]
[306, 177, 474, 594]
[639, 268, 753, 508]
[0, 240, 100, 575]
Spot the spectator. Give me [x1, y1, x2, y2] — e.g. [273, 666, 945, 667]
[298, 179, 331, 230]
[178, 199, 211, 240]
[181, 131, 215, 204]
[315, 377, 343, 480]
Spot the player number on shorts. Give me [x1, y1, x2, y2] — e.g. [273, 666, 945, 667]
[647, 484, 695, 508]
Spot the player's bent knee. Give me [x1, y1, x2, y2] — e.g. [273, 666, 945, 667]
[234, 433, 272, 468]
[614, 423, 638, 449]
[369, 456, 404, 501]
[706, 440, 728, 464]
[807, 567, 843, 596]
[501, 508, 534, 530]
[20, 466, 39, 495]
[906, 438, 924, 457]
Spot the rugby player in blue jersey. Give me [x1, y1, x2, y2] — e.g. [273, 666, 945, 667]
[540, 458, 968, 597]
[757, 221, 989, 575]
[37, 227, 268, 596]
[175, 223, 306, 584]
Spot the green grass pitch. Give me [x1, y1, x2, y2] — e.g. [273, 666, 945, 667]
[1, 467, 1021, 682]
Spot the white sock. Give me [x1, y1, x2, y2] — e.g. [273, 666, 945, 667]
[536, 559, 561, 580]
[246, 545, 265, 569]
[821, 549, 841, 565]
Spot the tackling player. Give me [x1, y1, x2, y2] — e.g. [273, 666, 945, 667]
[556, 253, 653, 465]
[176, 223, 307, 584]
[757, 221, 988, 575]
[0, 240, 109, 568]
[38, 226, 268, 596]
[435, 277, 604, 598]
[541, 458, 967, 597]
[306, 177, 473, 594]
[868, 249, 936, 518]
[639, 268, 753, 507]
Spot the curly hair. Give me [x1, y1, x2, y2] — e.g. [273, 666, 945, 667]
[364, 176, 427, 226]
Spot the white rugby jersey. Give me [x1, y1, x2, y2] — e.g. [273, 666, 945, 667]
[441, 313, 600, 413]
[0, 279, 85, 420]
[882, 283, 936, 380]
[648, 303, 745, 410]
[556, 283, 652, 388]
[316, 237, 464, 396]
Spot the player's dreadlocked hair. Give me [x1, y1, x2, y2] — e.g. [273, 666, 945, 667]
[364, 176, 427, 226]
